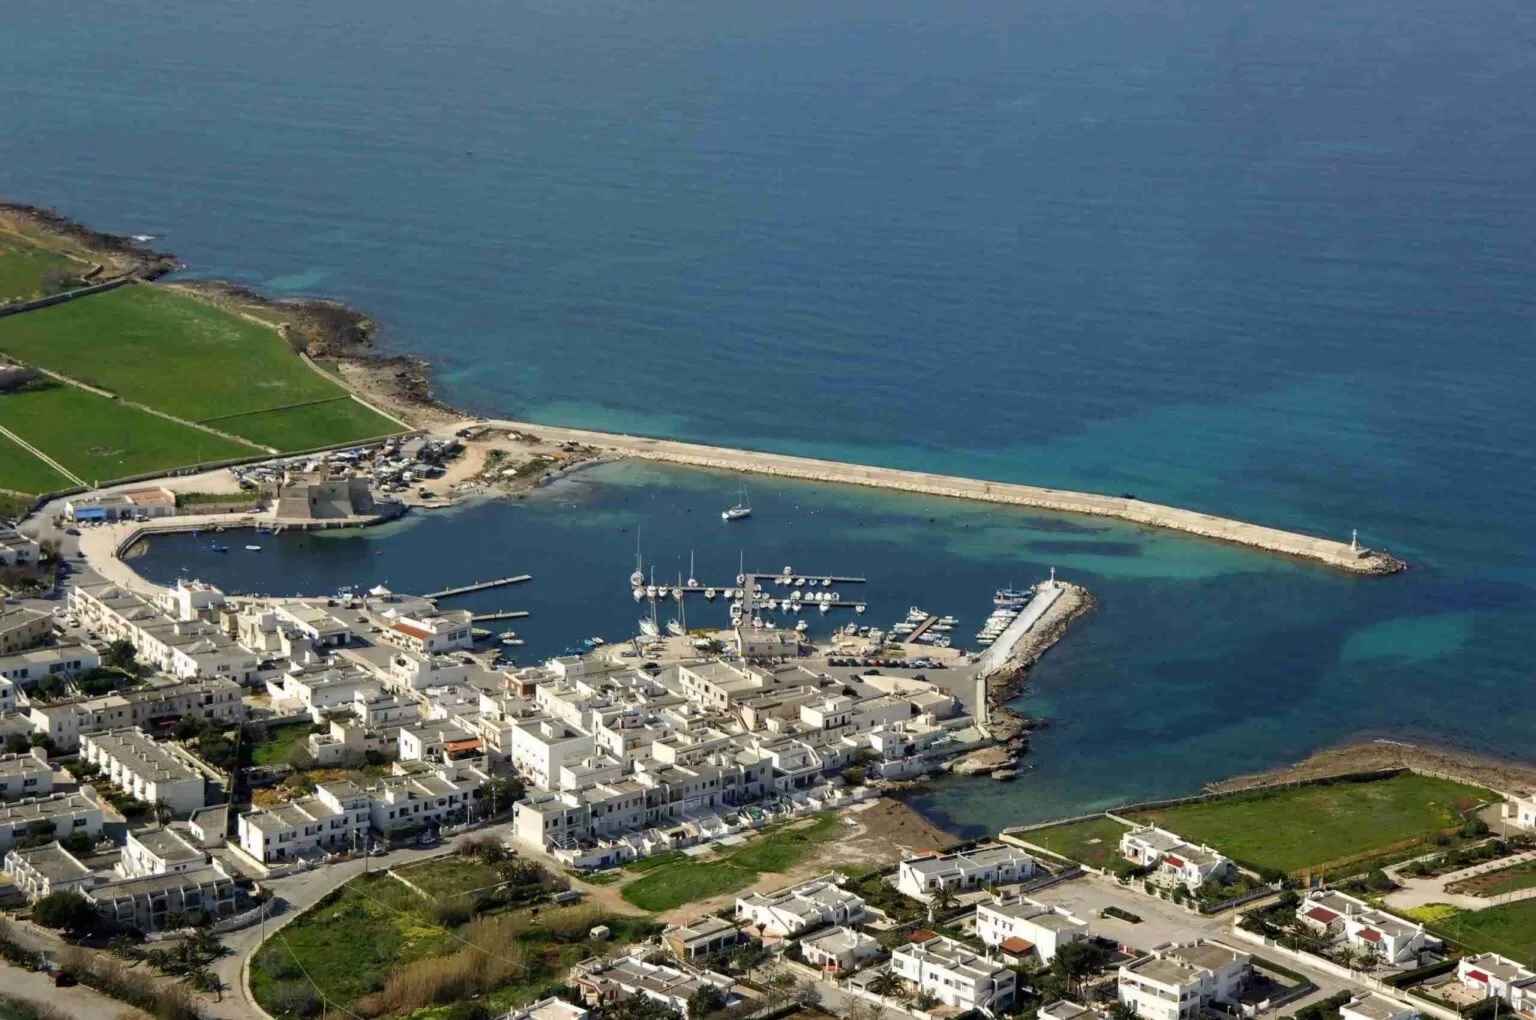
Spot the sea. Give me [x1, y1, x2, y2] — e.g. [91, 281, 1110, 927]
[5, 0, 1535, 834]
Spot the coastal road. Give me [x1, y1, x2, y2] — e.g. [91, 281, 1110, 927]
[435, 418, 1401, 575]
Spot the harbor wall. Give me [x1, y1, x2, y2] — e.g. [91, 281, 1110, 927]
[490, 420, 1405, 575]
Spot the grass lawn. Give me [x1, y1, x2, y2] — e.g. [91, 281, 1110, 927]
[394, 857, 507, 900]
[623, 851, 686, 873]
[0, 428, 74, 494]
[622, 813, 840, 912]
[0, 381, 254, 485]
[1132, 773, 1492, 875]
[206, 396, 402, 451]
[0, 284, 371, 425]
[252, 870, 657, 1018]
[250, 875, 455, 1011]
[0, 236, 80, 304]
[248, 719, 316, 767]
[1022, 815, 1135, 873]
[1448, 863, 1536, 898]
[1415, 899, 1536, 966]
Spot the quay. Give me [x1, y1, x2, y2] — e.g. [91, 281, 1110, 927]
[425, 575, 532, 599]
[976, 583, 1065, 678]
[472, 609, 531, 622]
[906, 614, 940, 643]
[467, 419, 1406, 575]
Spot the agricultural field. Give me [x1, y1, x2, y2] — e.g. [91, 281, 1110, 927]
[206, 396, 400, 451]
[1412, 899, 1536, 966]
[0, 428, 73, 494]
[0, 381, 252, 486]
[251, 855, 656, 1018]
[0, 234, 81, 304]
[621, 813, 840, 912]
[0, 284, 403, 451]
[1131, 773, 1493, 875]
[1018, 815, 1135, 873]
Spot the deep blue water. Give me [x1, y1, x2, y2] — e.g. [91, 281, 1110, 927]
[6, 0, 1536, 832]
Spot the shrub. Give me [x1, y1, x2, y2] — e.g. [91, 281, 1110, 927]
[264, 980, 323, 1017]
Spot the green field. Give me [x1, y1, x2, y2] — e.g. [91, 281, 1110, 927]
[0, 236, 79, 304]
[621, 813, 840, 912]
[251, 868, 655, 1018]
[394, 857, 508, 901]
[0, 381, 253, 485]
[247, 719, 316, 767]
[1021, 815, 1135, 873]
[1415, 900, 1536, 966]
[206, 396, 400, 451]
[1132, 774, 1492, 875]
[0, 428, 73, 494]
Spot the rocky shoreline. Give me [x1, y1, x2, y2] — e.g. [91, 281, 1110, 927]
[948, 583, 1098, 781]
[1208, 739, 1536, 797]
[0, 202, 179, 280]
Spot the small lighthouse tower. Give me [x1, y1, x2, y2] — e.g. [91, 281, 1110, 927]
[1350, 528, 1359, 552]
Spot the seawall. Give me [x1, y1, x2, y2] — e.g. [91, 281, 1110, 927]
[480, 419, 1406, 575]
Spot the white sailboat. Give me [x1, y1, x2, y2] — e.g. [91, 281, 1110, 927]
[722, 485, 752, 521]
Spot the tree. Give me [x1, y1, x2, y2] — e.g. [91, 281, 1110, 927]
[1051, 940, 1110, 998]
[687, 984, 728, 1019]
[868, 970, 903, 999]
[153, 800, 175, 826]
[1108, 1002, 1141, 1020]
[4, 733, 29, 754]
[32, 890, 100, 935]
[185, 967, 226, 1001]
[478, 775, 525, 818]
[102, 639, 138, 674]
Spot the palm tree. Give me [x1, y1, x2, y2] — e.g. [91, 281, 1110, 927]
[927, 884, 959, 922]
[868, 970, 903, 999]
[152, 799, 173, 826]
[186, 967, 226, 1001]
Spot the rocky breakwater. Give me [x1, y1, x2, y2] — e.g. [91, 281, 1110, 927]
[484, 421, 1408, 576]
[950, 582, 1097, 781]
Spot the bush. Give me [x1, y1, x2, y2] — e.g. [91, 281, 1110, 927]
[264, 980, 323, 1018]
[32, 890, 100, 934]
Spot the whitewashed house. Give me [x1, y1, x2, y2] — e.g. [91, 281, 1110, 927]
[1118, 941, 1251, 1020]
[896, 843, 1036, 901]
[1119, 825, 1235, 890]
[889, 934, 1015, 1013]
[975, 896, 1089, 964]
[735, 874, 866, 937]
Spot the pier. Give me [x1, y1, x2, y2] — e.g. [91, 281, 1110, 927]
[976, 584, 1065, 677]
[473, 419, 1406, 575]
[471, 610, 530, 622]
[426, 575, 532, 599]
[906, 615, 940, 643]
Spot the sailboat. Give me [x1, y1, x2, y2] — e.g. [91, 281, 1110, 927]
[686, 551, 699, 589]
[722, 485, 752, 522]
[638, 566, 660, 638]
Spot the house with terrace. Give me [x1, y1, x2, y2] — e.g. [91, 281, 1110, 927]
[1295, 890, 1435, 966]
[888, 933, 1016, 1013]
[1117, 941, 1251, 1020]
[975, 896, 1089, 964]
[896, 843, 1036, 902]
[735, 873, 867, 937]
[1119, 825, 1236, 890]
[1457, 954, 1536, 1013]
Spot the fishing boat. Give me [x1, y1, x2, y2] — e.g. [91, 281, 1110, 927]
[633, 588, 644, 602]
[638, 617, 660, 639]
[722, 486, 752, 522]
[210, 543, 227, 553]
[499, 630, 519, 645]
[795, 620, 809, 633]
[704, 587, 716, 600]
[245, 544, 262, 552]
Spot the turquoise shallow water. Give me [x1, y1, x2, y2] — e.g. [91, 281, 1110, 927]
[6, 0, 1536, 830]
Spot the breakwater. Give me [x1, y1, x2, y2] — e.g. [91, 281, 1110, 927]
[480, 419, 1407, 575]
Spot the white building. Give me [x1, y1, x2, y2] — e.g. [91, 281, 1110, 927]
[1295, 890, 1434, 966]
[0, 527, 40, 567]
[29, 676, 244, 750]
[511, 717, 597, 790]
[896, 843, 1036, 901]
[503, 999, 590, 1020]
[120, 827, 206, 879]
[236, 780, 371, 864]
[663, 915, 745, 961]
[366, 763, 488, 836]
[889, 934, 1016, 1013]
[975, 896, 1089, 964]
[1504, 795, 1536, 831]
[68, 582, 257, 682]
[87, 863, 236, 930]
[573, 956, 736, 1019]
[0, 788, 103, 853]
[1458, 954, 1536, 1013]
[80, 728, 207, 817]
[1339, 994, 1420, 1020]
[801, 926, 882, 974]
[0, 644, 101, 686]
[1119, 826, 1235, 890]
[735, 874, 867, 937]
[3, 841, 93, 900]
[1117, 941, 1251, 1020]
[0, 749, 53, 801]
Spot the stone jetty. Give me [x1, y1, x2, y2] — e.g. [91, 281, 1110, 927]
[476, 419, 1407, 575]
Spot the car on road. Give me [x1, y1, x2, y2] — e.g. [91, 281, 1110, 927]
[64, 528, 80, 536]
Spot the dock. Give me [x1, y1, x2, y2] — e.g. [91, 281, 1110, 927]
[976, 584, 1064, 677]
[471, 610, 531, 622]
[480, 418, 1406, 575]
[906, 615, 940, 643]
[426, 575, 532, 599]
